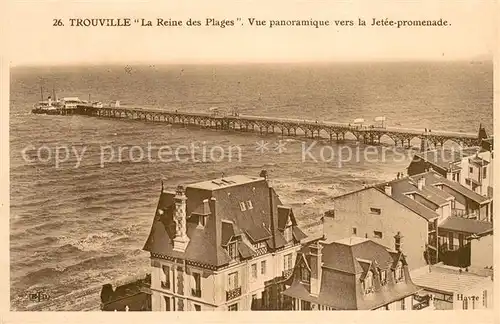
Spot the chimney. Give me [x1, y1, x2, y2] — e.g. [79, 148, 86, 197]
[209, 197, 217, 217]
[417, 177, 425, 190]
[394, 232, 403, 252]
[203, 199, 210, 215]
[384, 184, 392, 196]
[173, 185, 190, 252]
[260, 169, 268, 180]
[309, 241, 323, 296]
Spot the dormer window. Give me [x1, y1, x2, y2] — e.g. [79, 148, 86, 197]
[246, 200, 253, 210]
[253, 241, 266, 250]
[239, 202, 246, 211]
[379, 270, 387, 286]
[284, 226, 293, 242]
[363, 270, 374, 294]
[300, 264, 310, 283]
[395, 261, 404, 282]
[228, 241, 238, 260]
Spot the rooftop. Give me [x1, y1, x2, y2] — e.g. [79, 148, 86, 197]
[187, 175, 262, 191]
[143, 172, 307, 268]
[439, 216, 493, 234]
[374, 170, 489, 221]
[413, 148, 480, 171]
[283, 238, 421, 310]
[333, 236, 370, 246]
[412, 264, 493, 294]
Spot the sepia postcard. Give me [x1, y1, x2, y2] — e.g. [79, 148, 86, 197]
[1, 1, 498, 323]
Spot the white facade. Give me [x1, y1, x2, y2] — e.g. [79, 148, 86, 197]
[149, 242, 301, 311]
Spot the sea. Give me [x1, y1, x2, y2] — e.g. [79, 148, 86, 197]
[9, 61, 493, 310]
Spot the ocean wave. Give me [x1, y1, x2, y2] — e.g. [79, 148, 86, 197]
[56, 231, 128, 252]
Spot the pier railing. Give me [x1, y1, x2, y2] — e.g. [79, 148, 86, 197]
[56, 104, 484, 148]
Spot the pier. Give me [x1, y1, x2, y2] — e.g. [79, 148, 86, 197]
[67, 105, 482, 148]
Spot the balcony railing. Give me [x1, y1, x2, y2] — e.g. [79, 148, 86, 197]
[452, 209, 478, 219]
[191, 288, 201, 298]
[226, 287, 242, 301]
[282, 269, 293, 279]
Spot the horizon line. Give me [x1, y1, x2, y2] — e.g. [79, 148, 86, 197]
[10, 57, 494, 69]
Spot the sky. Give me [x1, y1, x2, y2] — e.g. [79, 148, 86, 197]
[4, 0, 497, 66]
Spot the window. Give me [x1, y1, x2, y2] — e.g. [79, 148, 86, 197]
[380, 270, 387, 286]
[228, 242, 238, 259]
[254, 242, 266, 250]
[466, 179, 471, 185]
[370, 208, 381, 215]
[261, 260, 267, 275]
[239, 202, 246, 211]
[164, 296, 170, 311]
[483, 167, 487, 179]
[194, 304, 201, 311]
[191, 272, 201, 297]
[300, 265, 310, 283]
[284, 226, 293, 242]
[251, 263, 258, 280]
[199, 215, 206, 227]
[246, 200, 253, 210]
[228, 303, 238, 311]
[161, 265, 170, 290]
[325, 210, 335, 219]
[469, 167, 473, 173]
[352, 227, 357, 235]
[483, 290, 488, 308]
[463, 298, 468, 310]
[284, 253, 293, 270]
[300, 300, 311, 310]
[228, 272, 239, 290]
[401, 298, 405, 310]
[395, 261, 404, 282]
[373, 231, 383, 239]
[448, 232, 454, 249]
[252, 294, 257, 300]
[364, 270, 374, 293]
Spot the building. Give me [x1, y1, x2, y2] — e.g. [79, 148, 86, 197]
[412, 263, 494, 310]
[142, 171, 308, 311]
[437, 217, 493, 267]
[324, 170, 492, 272]
[282, 236, 432, 310]
[100, 275, 152, 311]
[467, 229, 493, 270]
[407, 146, 494, 199]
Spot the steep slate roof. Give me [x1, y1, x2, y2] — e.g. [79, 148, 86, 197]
[439, 216, 493, 235]
[143, 173, 306, 268]
[283, 238, 421, 310]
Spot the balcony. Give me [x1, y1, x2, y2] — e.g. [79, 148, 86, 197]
[282, 269, 293, 279]
[226, 287, 242, 301]
[452, 209, 478, 219]
[191, 288, 201, 298]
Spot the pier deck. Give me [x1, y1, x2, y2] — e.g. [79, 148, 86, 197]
[67, 105, 482, 147]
